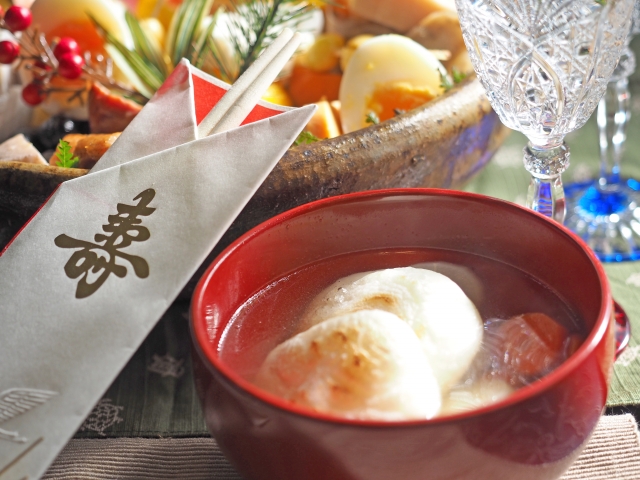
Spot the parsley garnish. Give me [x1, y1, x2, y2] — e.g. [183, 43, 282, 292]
[452, 68, 468, 85]
[365, 112, 380, 125]
[55, 140, 79, 168]
[594, 0, 606, 5]
[440, 69, 469, 92]
[294, 130, 320, 146]
[440, 71, 454, 92]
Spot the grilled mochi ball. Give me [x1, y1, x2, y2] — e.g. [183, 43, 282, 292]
[255, 309, 441, 420]
[298, 267, 483, 392]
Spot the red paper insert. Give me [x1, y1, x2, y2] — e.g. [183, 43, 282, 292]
[191, 74, 284, 127]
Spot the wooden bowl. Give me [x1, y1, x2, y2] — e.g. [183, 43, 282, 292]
[0, 78, 509, 288]
[191, 188, 613, 480]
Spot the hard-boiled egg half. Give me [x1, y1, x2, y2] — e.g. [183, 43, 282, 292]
[339, 34, 446, 133]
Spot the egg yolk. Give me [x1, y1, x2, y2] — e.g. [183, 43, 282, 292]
[366, 81, 437, 122]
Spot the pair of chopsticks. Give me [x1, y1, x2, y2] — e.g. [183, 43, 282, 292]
[196, 28, 302, 139]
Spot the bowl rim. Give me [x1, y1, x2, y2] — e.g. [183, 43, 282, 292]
[190, 187, 613, 428]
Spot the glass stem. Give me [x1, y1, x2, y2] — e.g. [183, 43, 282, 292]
[524, 142, 570, 223]
[597, 76, 631, 188]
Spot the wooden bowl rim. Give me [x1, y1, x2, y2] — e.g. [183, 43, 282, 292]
[0, 77, 491, 181]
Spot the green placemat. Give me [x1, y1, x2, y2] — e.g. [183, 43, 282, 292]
[73, 302, 208, 439]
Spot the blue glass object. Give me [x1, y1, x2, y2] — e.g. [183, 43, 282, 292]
[565, 66, 640, 262]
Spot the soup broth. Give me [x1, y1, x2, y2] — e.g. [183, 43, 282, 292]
[220, 247, 584, 392]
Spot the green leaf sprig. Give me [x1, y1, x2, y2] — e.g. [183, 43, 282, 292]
[294, 130, 320, 146]
[55, 140, 79, 168]
[365, 112, 380, 125]
[440, 68, 469, 92]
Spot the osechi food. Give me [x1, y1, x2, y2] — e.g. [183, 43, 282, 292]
[219, 248, 585, 421]
[0, 0, 474, 165]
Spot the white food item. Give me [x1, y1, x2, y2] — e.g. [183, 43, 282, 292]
[412, 262, 484, 308]
[348, 0, 457, 32]
[0, 134, 47, 164]
[299, 267, 483, 392]
[338, 34, 446, 134]
[255, 309, 441, 421]
[439, 377, 514, 416]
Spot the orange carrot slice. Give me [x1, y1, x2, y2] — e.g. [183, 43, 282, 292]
[497, 313, 570, 381]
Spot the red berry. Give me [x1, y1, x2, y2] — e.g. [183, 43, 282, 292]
[53, 37, 80, 60]
[4, 6, 32, 32]
[57, 53, 85, 80]
[0, 40, 20, 65]
[21, 83, 45, 106]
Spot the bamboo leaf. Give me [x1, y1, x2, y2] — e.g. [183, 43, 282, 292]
[205, 35, 233, 82]
[104, 45, 155, 99]
[168, 0, 215, 66]
[164, 0, 180, 60]
[125, 11, 169, 77]
[192, 7, 221, 66]
[169, 0, 196, 64]
[90, 14, 164, 93]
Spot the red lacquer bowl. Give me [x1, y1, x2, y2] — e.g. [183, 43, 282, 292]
[191, 189, 614, 480]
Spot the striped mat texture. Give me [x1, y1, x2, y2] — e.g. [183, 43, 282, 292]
[43, 414, 640, 480]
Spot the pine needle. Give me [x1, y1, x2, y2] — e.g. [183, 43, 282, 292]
[223, 0, 319, 79]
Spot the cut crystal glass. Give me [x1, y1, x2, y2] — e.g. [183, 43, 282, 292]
[564, 0, 640, 262]
[456, 0, 634, 221]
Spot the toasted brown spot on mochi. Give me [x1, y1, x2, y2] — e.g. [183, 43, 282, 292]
[360, 294, 398, 312]
[333, 331, 348, 343]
